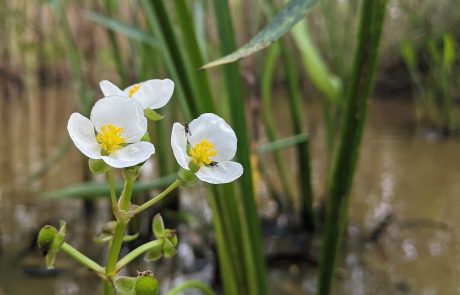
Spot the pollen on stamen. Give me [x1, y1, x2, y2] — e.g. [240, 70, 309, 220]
[189, 139, 217, 166]
[96, 124, 126, 154]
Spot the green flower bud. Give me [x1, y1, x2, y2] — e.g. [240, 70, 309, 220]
[88, 159, 110, 175]
[37, 225, 57, 254]
[134, 276, 159, 295]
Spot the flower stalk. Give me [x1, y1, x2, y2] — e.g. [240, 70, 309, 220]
[60, 242, 105, 275]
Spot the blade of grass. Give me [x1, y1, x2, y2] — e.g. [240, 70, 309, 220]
[318, 0, 388, 294]
[87, 12, 159, 48]
[212, 0, 268, 293]
[280, 41, 314, 229]
[101, 0, 127, 84]
[172, 0, 216, 113]
[41, 174, 177, 199]
[261, 44, 296, 211]
[202, 0, 319, 69]
[257, 133, 309, 154]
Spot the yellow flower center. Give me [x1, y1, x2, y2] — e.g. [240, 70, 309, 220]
[128, 84, 141, 98]
[96, 124, 126, 154]
[189, 139, 217, 166]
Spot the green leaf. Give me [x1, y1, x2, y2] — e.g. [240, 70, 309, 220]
[152, 214, 165, 238]
[443, 33, 455, 71]
[144, 109, 164, 121]
[87, 12, 159, 48]
[41, 174, 177, 200]
[201, 0, 319, 69]
[400, 40, 417, 69]
[257, 133, 309, 154]
[114, 276, 136, 295]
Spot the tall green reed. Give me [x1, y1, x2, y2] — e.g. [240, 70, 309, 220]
[318, 0, 388, 294]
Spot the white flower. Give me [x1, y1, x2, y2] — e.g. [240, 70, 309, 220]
[99, 79, 174, 110]
[67, 96, 155, 168]
[171, 113, 243, 184]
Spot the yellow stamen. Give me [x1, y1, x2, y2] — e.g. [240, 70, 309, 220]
[189, 139, 217, 166]
[96, 124, 126, 154]
[128, 84, 141, 98]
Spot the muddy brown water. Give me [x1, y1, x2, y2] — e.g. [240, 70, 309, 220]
[0, 88, 459, 294]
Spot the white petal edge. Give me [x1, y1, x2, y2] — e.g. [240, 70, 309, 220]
[67, 113, 102, 159]
[102, 142, 155, 168]
[196, 161, 243, 184]
[188, 113, 237, 162]
[90, 96, 147, 143]
[171, 122, 191, 169]
[129, 79, 174, 109]
[99, 80, 126, 97]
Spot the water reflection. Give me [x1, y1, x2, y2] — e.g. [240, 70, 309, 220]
[1, 91, 460, 294]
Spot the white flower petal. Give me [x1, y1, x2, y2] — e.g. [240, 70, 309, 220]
[188, 113, 237, 162]
[102, 142, 155, 168]
[90, 96, 147, 143]
[171, 122, 191, 169]
[126, 79, 174, 109]
[196, 161, 243, 184]
[67, 113, 102, 159]
[99, 80, 125, 97]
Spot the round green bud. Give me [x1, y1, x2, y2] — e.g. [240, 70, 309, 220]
[37, 225, 57, 253]
[134, 276, 159, 295]
[88, 158, 110, 175]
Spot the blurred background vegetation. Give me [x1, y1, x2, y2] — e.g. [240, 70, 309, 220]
[0, 0, 459, 294]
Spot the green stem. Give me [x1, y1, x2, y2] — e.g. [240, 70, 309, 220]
[116, 239, 164, 271]
[104, 176, 135, 292]
[60, 242, 104, 274]
[166, 280, 217, 295]
[318, 0, 388, 294]
[132, 179, 182, 214]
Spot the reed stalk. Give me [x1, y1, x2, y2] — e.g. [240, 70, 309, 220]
[211, 1, 268, 294]
[318, 0, 388, 294]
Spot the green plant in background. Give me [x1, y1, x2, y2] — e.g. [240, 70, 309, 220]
[318, 0, 388, 294]
[401, 34, 459, 133]
[36, 80, 245, 295]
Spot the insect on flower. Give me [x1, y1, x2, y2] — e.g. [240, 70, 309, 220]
[184, 123, 192, 137]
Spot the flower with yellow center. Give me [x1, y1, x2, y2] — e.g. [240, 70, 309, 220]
[67, 96, 155, 168]
[171, 113, 243, 184]
[99, 79, 174, 110]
